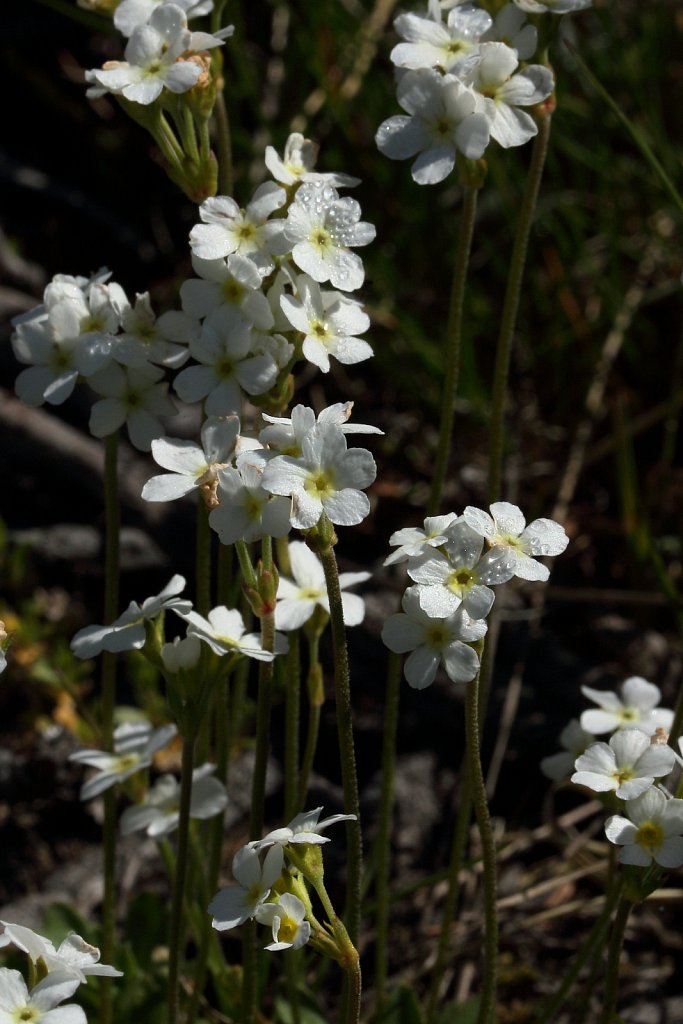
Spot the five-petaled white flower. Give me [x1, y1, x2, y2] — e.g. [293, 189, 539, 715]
[114, 0, 215, 37]
[376, 70, 491, 184]
[462, 501, 568, 581]
[115, 292, 195, 369]
[265, 132, 360, 189]
[580, 677, 673, 738]
[384, 514, 458, 566]
[208, 451, 292, 544]
[256, 893, 311, 952]
[180, 254, 275, 329]
[280, 274, 372, 372]
[382, 586, 486, 690]
[209, 844, 284, 930]
[259, 402, 382, 456]
[571, 729, 676, 800]
[391, 5, 491, 75]
[142, 416, 240, 505]
[119, 763, 228, 837]
[0, 968, 87, 1024]
[88, 362, 177, 451]
[540, 719, 595, 781]
[254, 807, 357, 849]
[189, 183, 288, 272]
[605, 788, 683, 868]
[0, 924, 122, 983]
[466, 42, 554, 149]
[180, 606, 288, 661]
[71, 575, 192, 658]
[69, 721, 178, 801]
[275, 541, 369, 631]
[262, 421, 377, 530]
[283, 182, 375, 292]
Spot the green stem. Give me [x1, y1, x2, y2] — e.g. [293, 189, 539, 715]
[373, 650, 401, 1016]
[535, 877, 623, 1023]
[465, 671, 498, 1024]
[284, 628, 301, 820]
[298, 634, 323, 809]
[425, 774, 472, 1024]
[428, 184, 479, 517]
[100, 432, 120, 1024]
[319, 542, 362, 948]
[487, 111, 552, 504]
[167, 734, 197, 1024]
[598, 894, 632, 1024]
[196, 498, 212, 617]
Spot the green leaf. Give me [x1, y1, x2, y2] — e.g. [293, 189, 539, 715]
[435, 997, 480, 1024]
[377, 985, 423, 1024]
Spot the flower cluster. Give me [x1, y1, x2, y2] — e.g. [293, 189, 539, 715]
[85, 3, 232, 106]
[376, 0, 592, 183]
[209, 808, 355, 952]
[544, 677, 683, 870]
[382, 502, 568, 688]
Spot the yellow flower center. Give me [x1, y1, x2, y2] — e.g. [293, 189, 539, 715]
[635, 821, 664, 852]
[277, 914, 298, 944]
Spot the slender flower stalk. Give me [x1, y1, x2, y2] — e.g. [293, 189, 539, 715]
[214, 91, 234, 197]
[318, 536, 363, 948]
[487, 108, 552, 503]
[373, 650, 402, 1016]
[465, 664, 498, 1024]
[100, 431, 120, 1024]
[536, 877, 624, 1024]
[196, 498, 212, 617]
[425, 773, 471, 1024]
[284, 629, 301, 820]
[298, 636, 323, 809]
[167, 734, 197, 1024]
[428, 183, 480, 517]
[598, 893, 632, 1024]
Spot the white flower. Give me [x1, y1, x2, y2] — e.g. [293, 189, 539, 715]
[161, 635, 202, 673]
[180, 254, 275, 329]
[605, 788, 683, 868]
[119, 763, 228, 837]
[142, 415, 240, 504]
[462, 501, 568, 581]
[180, 606, 288, 661]
[391, 5, 491, 74]
[376, 70, 490, 184]
[265, 132, 360, 188]
[256, 893, 311, 951]
[88, 5, 231, 104]
[209, 844, 284, 930]
[114, 0, 214, 36]
[283, 182, 375, 292]
[12, 282, 122, 406]
[0, 924, 122, 983]
[115, 292, 195, 369]
[540, 719, 594, 781]
[254, 807, 357, 849]
[384, 514, 458, 566]
[261, 422, 377, 530]
[259, 402, 382, 455]
[189, 183, 288, 271]
[280, 274, 372, 372]
[580, 677, 674, 737]
[467, 42, 554, 149]
[481, 4, 537, 60]
[0, 969, 86, 1024]
[71, 575, 192, 658]
[69, 721, 178, 801]
[512, 0, 592, 13]
[208, 451, 292, 544]
[88, 363, 177, 450]
[382, 586, 486, 689]
[407, 518, 512, 619]
[571, 729, 676, 800]
[274, 541, 369, 631]
[173, 307, 278, 415]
